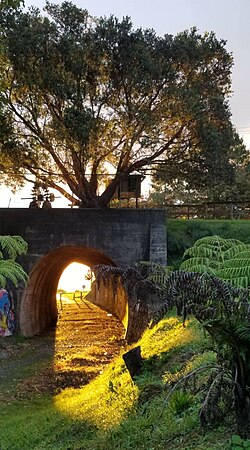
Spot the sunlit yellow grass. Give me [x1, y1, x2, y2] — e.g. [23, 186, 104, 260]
[53, 316, 209, 430]
[54, 356, 139, 429]
[140, 316, 205, 359]
[1, 315, 228, 450]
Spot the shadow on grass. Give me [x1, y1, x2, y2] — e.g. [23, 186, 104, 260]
[0, 314, 231, 450]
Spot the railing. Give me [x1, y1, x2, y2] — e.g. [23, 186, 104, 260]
[57, 291, 88, 310]
[110, 198, 250, 219]
[164, 201, 250, 220]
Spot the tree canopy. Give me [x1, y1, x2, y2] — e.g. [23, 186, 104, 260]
[151, 130, 249, 204]
[0, 0, 23, 11]
[0, 1, 242, 207]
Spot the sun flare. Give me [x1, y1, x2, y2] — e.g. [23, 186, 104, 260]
[58, 262, 91, 292]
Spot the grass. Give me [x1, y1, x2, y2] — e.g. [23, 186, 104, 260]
[0, 314, 234, 450]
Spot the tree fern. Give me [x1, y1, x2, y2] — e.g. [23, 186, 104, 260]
[0, 235, 28, 287]
[183, 243, 221, 260]
[0, 260, 28, 287]
[135, 261, 173, 285]
[180, 236, 250, 289]
[151, 269, 250, 436]
[223, 244, 250, 261]
[0, 235, 28, 259]
[94, 260, 250, 434]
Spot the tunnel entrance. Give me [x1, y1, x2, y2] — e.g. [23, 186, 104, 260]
[19, 245, 117, 336]
[0, 276, 125, 396]
[57, 262, 92, 310]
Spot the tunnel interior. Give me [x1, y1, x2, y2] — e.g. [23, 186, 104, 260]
[19, 245, 116, 336]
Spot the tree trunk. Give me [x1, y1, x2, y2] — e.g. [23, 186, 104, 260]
[98, 176, 120, 208]
[123, 346, 143, 380]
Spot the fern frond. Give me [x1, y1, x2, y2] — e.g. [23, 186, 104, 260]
[216, 267, 250, 280]
[223, 244, 250, 261]
[192, 236, 239, 250]
[134, 261, 173, 286]
[183, 244, 217, 260]
[184, 265, 216, 275]
[231, 250, 250, 260]
[233, 325, 250, 345]
[181, 236, 250, 288]
[180, 257, 211, 270]
[192, 236, 224, 246]
[221, 277, 249, 289]
[0, 260, 28, 287]
[225, 238, 246, 246]
[223, 259, 250, 268]
[0, 235, 28, 259]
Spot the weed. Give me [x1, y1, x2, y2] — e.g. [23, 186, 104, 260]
[230, 435, 250, 449]
[168, 389, 194, 415]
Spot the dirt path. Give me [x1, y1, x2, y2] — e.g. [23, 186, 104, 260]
[0, 298, 126, 403]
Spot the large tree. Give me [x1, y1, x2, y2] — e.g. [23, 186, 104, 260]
[0, 2, 239, 207]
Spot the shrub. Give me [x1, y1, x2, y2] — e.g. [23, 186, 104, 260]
[167, 219, 250, 267]
[180, 235, 250, 288]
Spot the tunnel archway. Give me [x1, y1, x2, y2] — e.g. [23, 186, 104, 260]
[19, 245, 116, 336]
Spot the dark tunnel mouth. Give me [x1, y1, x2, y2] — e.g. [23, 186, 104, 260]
[19, 245, 116, 336]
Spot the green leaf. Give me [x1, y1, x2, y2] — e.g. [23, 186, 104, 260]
[0, 235, 28, 259]
[224, 244, 249, 260]
[0, 236, 28, 287]
[0, 259, 28, 286]
[231, 435, 243, 445]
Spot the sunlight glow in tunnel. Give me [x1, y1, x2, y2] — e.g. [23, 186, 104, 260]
[57, 262, 91, 292]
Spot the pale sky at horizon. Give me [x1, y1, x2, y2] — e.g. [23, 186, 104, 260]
[1, 0, 250, 207]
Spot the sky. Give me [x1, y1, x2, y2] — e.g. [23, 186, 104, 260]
[1, 0, 250, 207]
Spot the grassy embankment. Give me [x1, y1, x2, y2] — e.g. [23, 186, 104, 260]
[0, 314, 234, 450]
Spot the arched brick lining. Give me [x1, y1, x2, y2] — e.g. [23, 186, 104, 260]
[19, 246, 116, 336]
